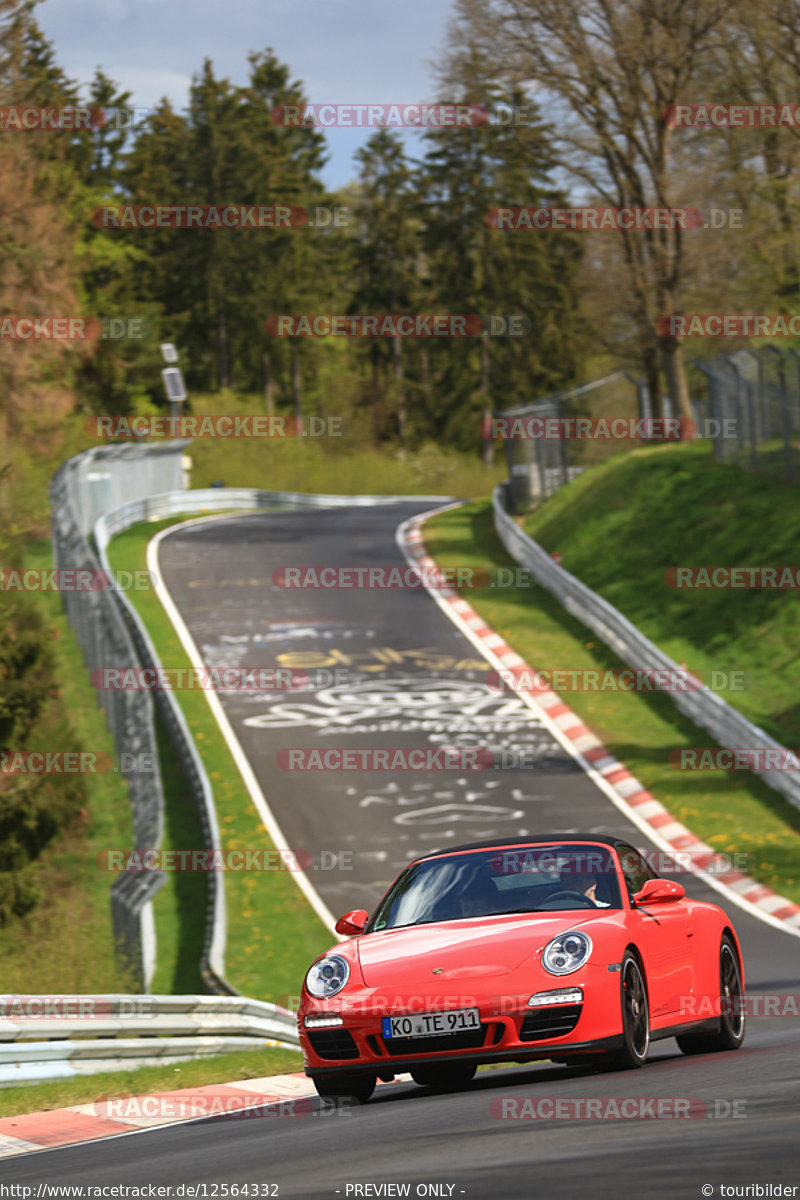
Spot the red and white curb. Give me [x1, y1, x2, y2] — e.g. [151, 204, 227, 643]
[397, 508, 800, 939]
[5, 501, 798, 1159]
[0, 1071, 348, 1159]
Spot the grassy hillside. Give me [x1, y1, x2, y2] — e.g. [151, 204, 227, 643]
[424, 471, 800, 902]
[523, 441, 800, 747]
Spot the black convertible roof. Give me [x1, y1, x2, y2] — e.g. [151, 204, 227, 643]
[416, 834, 637, 861]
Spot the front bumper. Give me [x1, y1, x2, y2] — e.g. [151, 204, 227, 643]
[299, 978, 622, 1078]
[305, 1035, 625, 1078]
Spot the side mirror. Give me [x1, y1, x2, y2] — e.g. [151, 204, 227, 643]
[335, 909, 369, 936]
[633, 878, 685, 905]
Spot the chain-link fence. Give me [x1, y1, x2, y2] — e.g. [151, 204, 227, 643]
[51, 443, 452, 994]
[50, 442, 188, 992]
[496, 372, 635, 509]
[495, 371, 716, 511]
[693, 346, 800, 484]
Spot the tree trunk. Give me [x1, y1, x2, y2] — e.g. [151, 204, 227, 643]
[481, 331, 493, 466]
[660, 335, 693, 434]
[263, 353, 274, 416]
[392, 332, 407, 451]
[291, 342, 302, 433]
[215, 293, 229, 390]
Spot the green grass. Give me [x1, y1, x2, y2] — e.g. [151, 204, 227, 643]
[0, 1046, 305, 1117]
[423, 495, 800, 903]
[181, 390, 506, 498]
[523, 441, 800, 748]
[147, 713, 208, 994]
[1, 540, 138, 994]
[105, 517, 333, 1002]
[3, 403, 501, 999]
[5, 541, 209, 997]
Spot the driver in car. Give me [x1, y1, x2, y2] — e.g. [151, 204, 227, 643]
[457, 868, 501, 917]
[568, 871, 610, 907]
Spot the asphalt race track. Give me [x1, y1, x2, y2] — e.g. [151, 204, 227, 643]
[4, 501, 799, 1198]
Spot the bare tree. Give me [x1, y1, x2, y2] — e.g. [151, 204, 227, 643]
[452, 0, 735, 422]
[700, 0, 800, 306]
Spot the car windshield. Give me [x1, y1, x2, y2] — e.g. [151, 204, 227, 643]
[367, 844, 623, 930]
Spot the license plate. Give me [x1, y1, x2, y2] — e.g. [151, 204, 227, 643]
[382, 1008, 481, 1039]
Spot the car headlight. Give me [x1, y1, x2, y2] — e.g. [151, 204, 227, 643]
[305, 954, 350, 998]
[542, 931, 592, 976]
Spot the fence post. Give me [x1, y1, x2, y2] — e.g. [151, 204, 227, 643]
[693, 361, 725, 461]
[761, 346, 793, 484]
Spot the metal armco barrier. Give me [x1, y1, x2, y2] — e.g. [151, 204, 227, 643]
[94, 510, 232, 996]
[93, 487, 457, 993]
[51, 433, 454, 995]
[493, 485, 800, 812]
[97, 486, 454, 536]
[0, 995, 299, 1085]
[49, 446, 190, 990]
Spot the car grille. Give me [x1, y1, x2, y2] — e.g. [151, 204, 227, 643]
[381, 1025, 488, 1056]
[519, 1005, 582, 1041]
[306, 1029, 359, 1060]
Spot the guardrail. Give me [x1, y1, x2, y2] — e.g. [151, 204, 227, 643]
[0, 995, 299, 1085]
[51, 441, 456, 993]
[98, 486, 454, 536]
[0, 1039, 283, 1087]
[94, 515, 232, 995]
[493, 484, 800, 812]
[50, 449, 187, 990]
[93, 485, 455, 993]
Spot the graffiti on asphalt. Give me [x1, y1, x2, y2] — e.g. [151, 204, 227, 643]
[242, 678, 543, 733]
[273, 646, 489, 673]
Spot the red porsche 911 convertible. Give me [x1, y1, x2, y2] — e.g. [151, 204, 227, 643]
[298, 836, 746, 1103]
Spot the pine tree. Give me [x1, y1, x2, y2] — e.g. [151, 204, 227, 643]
[416, 38, 584, 448]
[351, 129, 421, 447]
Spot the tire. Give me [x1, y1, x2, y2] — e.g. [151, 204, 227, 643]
[410, 1063, 477, 1092]
[677, 935, 745, 1056]
[312, 1072, 376, 1105]
[605, 951, 650, 1070]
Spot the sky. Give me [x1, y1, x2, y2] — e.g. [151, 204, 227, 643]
[35, 0, 460, 189]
